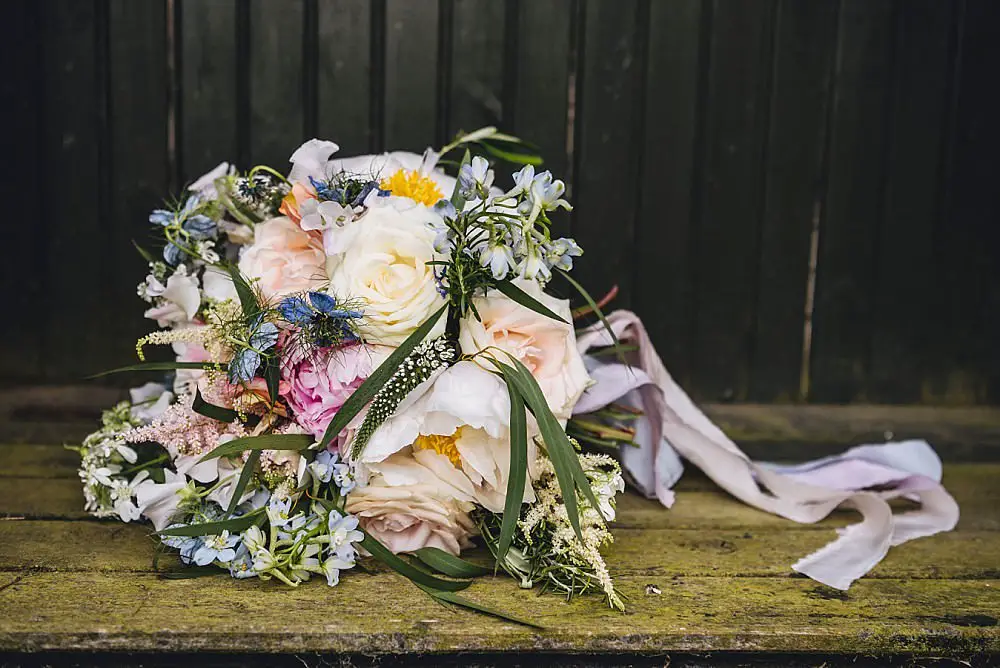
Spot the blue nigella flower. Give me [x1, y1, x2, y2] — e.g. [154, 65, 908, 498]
[228, 315, 279, 383]
[278, 292, 363, 347]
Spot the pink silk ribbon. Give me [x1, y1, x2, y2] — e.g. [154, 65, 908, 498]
[574, 310, 959, 590]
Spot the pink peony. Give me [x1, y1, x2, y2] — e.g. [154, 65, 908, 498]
[281, 344, 376, 439]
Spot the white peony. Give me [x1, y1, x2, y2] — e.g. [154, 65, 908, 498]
[459, 280, 591, 419]
[325, 199, 446, 345]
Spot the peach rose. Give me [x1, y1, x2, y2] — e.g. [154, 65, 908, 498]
[238, 216, 325, 299]
[346, 474, 476, 555]
[459, 280, 591, 419]
[278, 182, 316, 224]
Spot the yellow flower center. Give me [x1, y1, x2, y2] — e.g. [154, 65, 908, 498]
[412, 431, 462, 467]
[379, 169, 444, 207]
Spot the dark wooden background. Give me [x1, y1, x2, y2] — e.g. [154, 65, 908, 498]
[2, 0, 999, 405]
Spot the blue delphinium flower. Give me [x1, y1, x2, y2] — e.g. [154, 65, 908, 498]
[228, 314, 280, 383]
[192, 531, 240, 566]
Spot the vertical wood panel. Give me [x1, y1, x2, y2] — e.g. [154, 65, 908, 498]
[179, 0, 239, 179]
[40, 0, 108, 379]
[511, 0, 572, 180]
[634, 0, 705, 390]
[384, 0, 439, 152]
[810, 0, 897, 402]
[0, 1, 45, 381]
[933, 0, 1000, 403]
[690, 0, 777, 401]
[317, 0, 372, 156]
[107, 0, 170, 368]
[448, 0, 505, 137]
[248, 0, 306, 169]
[868, 0, 958, 403]
[749, 0, 839, 402]
[570, 0, 644, 309]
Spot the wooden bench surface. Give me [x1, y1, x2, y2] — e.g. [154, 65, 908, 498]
[0, 441, 998, 661]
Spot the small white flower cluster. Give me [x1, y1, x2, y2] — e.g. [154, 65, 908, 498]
[433, 159, 582, 285]
[514, 453, 625, 611]
[74, 401, 146, 521]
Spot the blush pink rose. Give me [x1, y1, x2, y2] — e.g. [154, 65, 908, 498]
[238, 216, 325, 299]
[281, 344, 375, 439]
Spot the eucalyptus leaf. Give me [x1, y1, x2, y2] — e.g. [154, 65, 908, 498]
[497, 378, 528, 563]
[318, 304, 448, 450]
[197, 433, 314, 463]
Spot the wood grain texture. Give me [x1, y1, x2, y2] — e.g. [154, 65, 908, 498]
[383, 0, 439, 152]
[317, 0, 373, 155]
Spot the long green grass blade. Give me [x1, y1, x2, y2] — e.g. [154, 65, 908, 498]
[415, 585, 545, 629]
[361, 532, 471, 592]
[226, 265, 259, 316]
[495, 280, 568, 324]
[318, 305, 447, 450]
[480, 143, 544, 166]
[225, 449, 260, 515]
[412, 547, 492, 578]
[90, 361, 223, 378]
[197, 433, 313, 463]
[497, 378, 528, 563]
[157, 508, 264, 537]
[557, 269, 626, 363]
[192, 388, 238, 423]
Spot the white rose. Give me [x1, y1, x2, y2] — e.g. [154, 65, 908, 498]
[326, 200, 446, 345]
[459, 280, 591, 419]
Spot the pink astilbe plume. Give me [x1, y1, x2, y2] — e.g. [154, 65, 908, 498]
[121, 393, 247, 457]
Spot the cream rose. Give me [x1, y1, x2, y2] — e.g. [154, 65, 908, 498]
[326, 200, 446, 345]
[238, 216, 325, 299]
[346, 473, 476, 555]
[459, 280, 591, 418]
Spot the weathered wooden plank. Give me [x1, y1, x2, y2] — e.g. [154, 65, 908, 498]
[0, 445, 80, 479]
[867, 0, 959, 404]
[633, 0, 704, 391]
[569, 0, 644, 309]
[0, 572, 996, 655]
[809, 0, 896, 402]
[447, 0, 504, 137]
[178, 0, 240, 179]
[383, 0, 439, 152]
[749, 0, 838, 402]
[2, 520, 997, 581]
[248, 0, 306, 169]
[931, 0, 1000, 405]
[0, 1, 44, 382]
[316, 0, 373, 155]
[690, 0, 776, 402]
[107, 0, 170, 372]
[39, 0, 108, 380]
[510, 0, 572, 180]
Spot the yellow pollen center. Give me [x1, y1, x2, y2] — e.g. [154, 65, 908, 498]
[379, 169, 444, 206]
[412, 431, 462, 467]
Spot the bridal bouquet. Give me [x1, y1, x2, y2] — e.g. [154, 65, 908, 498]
[75, 128, 630, 622]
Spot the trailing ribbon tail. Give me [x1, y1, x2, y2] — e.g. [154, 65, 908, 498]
[575, 310, 960, 590]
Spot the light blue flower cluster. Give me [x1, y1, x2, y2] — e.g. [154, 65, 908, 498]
[150, 194, 220, 267]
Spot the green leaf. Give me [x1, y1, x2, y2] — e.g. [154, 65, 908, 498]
[450, 149, 472, 210]
[197, 433, 314, 463]
[132, 240, 156, 264]
[263, 355, 280, 408]
[497, 378, 528, 563]
[156, 509, 264, 537]
[192, 388, 237, 423]
[480, 142, 544, 167]
[558, 269, 626, 364]
[415, 585, 545, 630]
[225, 449, 260, 515]
[90, 361, 223, 378]
[226, 264, 259, 317]
[495, 280, 568, 324]
[360, 532, 471, 592]
[318, 304, 448, 450]
[413, 547, 492, 578]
